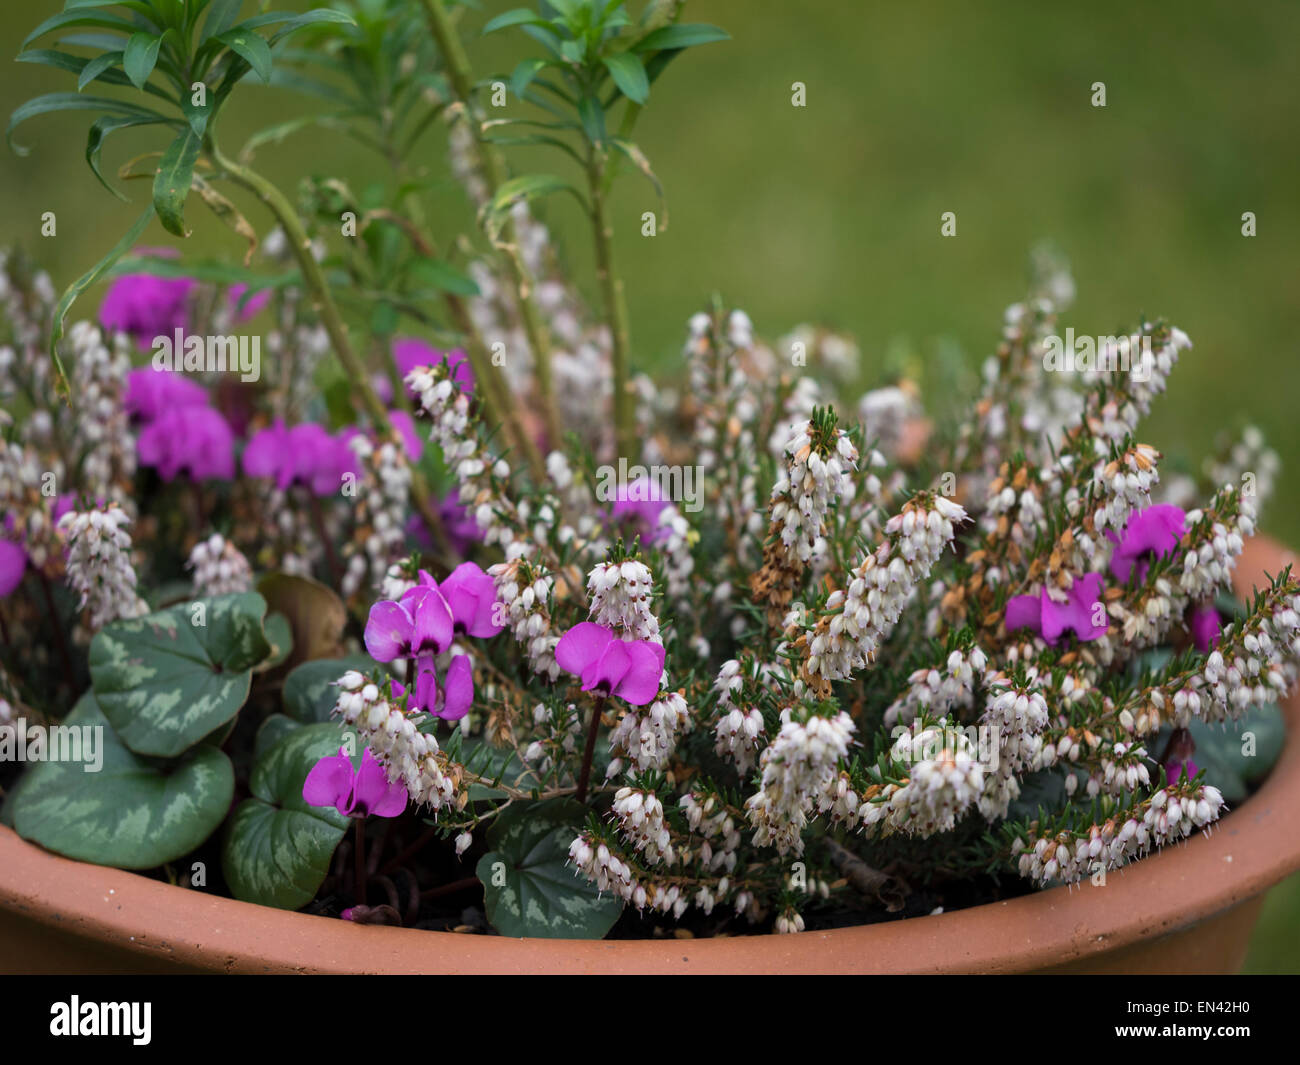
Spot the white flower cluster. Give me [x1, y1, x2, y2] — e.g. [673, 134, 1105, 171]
[884, 645, 988, 728]
[711, 658, 766, 772]
[609, 690, 690, 771]
[342, 434, 412, 599]
[746, 709, 855, 855]
[333, 671, 460, 811]
[861, 725, 985, 838]
[1178, 488, 1254, 601]
[68, 322, 134, 506]
[1013, 782, 1224, 886]
[679, 792, 741, 875]
[1093, 443, 1161, 533]
[977, 671, 1049, 819]
[187, 533, 253, 597]
[567, 834, 690, 917]
[767, 377, 822, 463]
[611, 787, 674, 865]
[587, 558, 660, 643]
[1204, 425, 1278, 514]
[0, 439, 61, 571]
[769, 418, 858, 565]
[1195, 590, 1300, 722]
[654, 505, 695, 612]
[379, 560, 417, 602]
[488, 556, 560, 680]
[1092, 741, 1152, 798]
[57, 504, 148, 633]
[805, 495, 966, 685]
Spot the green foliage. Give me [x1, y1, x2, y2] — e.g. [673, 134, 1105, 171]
[282, 654, 376, 724]
[88, 593, 273, 759]
[10, 694, 234, 869]
[476, 798, 623, 938]
[222, 722, 356, 910]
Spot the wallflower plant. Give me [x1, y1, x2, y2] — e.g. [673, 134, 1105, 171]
[0, 0, 1294, 942]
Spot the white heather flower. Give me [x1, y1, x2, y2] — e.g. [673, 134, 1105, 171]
[488, 557, 560, 680]
[609, 690, 691, 771]
[768, 416, 858, 564]
[455, 832, 473, 856]
[342, 434, 412, 599]
[58, 504, 149, 632]
[587, 557, 660, 642]
[746, 709, 855, 855]
[805, 495, 966, 685]
[714, 706, 766, 773]
[862, 725, 983, 838]
[68, 321, 134, 506]
[187, 533, 253, 597]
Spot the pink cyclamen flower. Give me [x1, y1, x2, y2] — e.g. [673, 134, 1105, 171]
[1005, 573, 1108, 646]
[387, 408, 424, 462]
[1165, 756, 1200, 784]
[409, 493, 482, 557]
[136, 405, 235, 482]
[1190, 605, 1222, 653]
[1108, 504, 1186, 584]
[555, 622, 664, 706]
[0, 540, 25, 598]
[302, 746, 407, 818]
[609, 476, 671, 545]
[124, 367, 210, 423]
[392, 337, 474, 396]
[364, 586, 455, 662]
[436, 562, 505, 638]
[243, 419, 356, 496]
[99, 254, 194, 347]
[412, 652, 475, 721]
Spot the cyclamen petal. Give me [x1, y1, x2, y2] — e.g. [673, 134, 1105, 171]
[351, 748, 408, 817]
[1004, 594, 1042, 634]
[557, 622, 664, 707]
[0, 540, 26, 598]
[364, 599, 414, 662]
[302, 747, 356, 811]
[440, 655, 474, 720]
[1190, 605, 1222, 653]
[1041, 573, 1107, 645]
[556, 622, 615, 675]
[440, 562, 504, 638]
[400, 585, 455, 655]
[1109, 504, 1186, 583]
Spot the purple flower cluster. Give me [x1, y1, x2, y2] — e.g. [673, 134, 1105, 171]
[243, 419, 359, 496]
[1005, 505, 1221, 652]
[126, 367, 235, 483]
[362, 562, 503, 721]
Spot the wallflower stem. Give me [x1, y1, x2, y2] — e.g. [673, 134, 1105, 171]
[586, 149, 636, 462]
[418, 0, 564, 451]
[208, 144, 454, 557]
[576, 694, 608, 805]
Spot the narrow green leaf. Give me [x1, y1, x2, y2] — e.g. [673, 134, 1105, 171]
[152, 125, 201, 237]
[409, 257, 481, 297]
[201, 0, 243, 41]
[49, 203, 157, 397]
[482, 8, 549, 35]
[7, 93, 169, 155]
[86, 113, 163, 200]
[509, 56, 549, 99]
[217, 28, 273, 83]
[602, 52, 649, 104]
[77, 49, 126, 90]
[22, 10, 138, 49]
[123, 32, 162, 89]
[632, 23, 730, 52]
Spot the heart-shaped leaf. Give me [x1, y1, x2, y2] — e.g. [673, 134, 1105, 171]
[255, 611, 294, 673]
[10, 695, 234, 869]
[257, 572, 348, 673]
[282, 654, 375, 723]
[222, 722, 356, 910]
[476, 798, 623, 939]
[89, 593, 271, 758]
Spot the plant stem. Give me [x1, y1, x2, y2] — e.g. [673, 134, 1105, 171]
[354, 817, 367, 907]
[575, 694, 607, 804]
[418, 0, 564, 450]
[419, 875, 480, 901]
[38, 571, 75, 683]
[208, 144, 455, 555]
[586, 148, 636, 461]
[308, 494, 341, 587]
[376, 823, 438, 878]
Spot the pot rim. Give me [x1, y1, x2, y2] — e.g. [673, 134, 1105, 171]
[2, 537, 1298, 974]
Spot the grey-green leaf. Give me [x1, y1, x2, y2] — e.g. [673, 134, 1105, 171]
[153, 126, 201, 237]
[217, 28, 273, 84]
[123, 32, 161, 89]
[476, 799, 623, 939]
[222, 722, 355, 910]
[11, 695, 233, 870]
[602, 52, 649, 105]
[89, 593, 272, 758]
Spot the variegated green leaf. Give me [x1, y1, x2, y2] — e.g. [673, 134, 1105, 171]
[222, 721, 357, 910]
[11, 694, 233, 869]
[282, 654, 375, 723]
[89, 593, 272, 758]
[476, 798, 623, 939]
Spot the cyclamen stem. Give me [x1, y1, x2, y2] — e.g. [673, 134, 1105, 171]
[208, 144, 453, 553]
[309, 495, 341, 587]
[576, 694, 608, 805]
[354, 817, 367, 908]
[38, 571, 74, 683]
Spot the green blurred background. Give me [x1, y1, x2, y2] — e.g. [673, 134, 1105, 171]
[1, 1, 1297, 970]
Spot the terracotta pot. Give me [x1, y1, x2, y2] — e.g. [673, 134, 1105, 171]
[2, 537, 1298, 975]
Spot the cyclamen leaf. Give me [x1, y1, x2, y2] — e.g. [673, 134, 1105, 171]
[222, 722, 357, 910]
[89, 593, 272, 758]
[282, 654, 375, 724]
[476, 798, 623, 939]
[10, 695, 234, 870]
